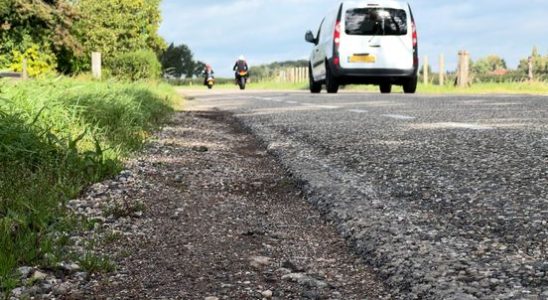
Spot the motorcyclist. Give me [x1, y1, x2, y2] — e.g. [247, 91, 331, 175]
[233, 55, 249, 83]
[203, 64, 214, 85]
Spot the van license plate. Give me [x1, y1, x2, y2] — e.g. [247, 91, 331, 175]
[349, 55, 376, 63]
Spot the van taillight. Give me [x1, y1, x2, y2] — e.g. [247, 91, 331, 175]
[333, 20, 341, 66]
[334, 21, 341, 47]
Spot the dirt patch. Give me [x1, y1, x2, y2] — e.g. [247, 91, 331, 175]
[83, 111, 388, 299]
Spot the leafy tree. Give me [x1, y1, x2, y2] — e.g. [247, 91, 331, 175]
[472, 55, 507, 75]
[0, 0, 81, 73]
[75, 0, 166, 71]
[160, 43, 196, 78]
[517, 47, 548, 76]
[194, 61, 206, 78]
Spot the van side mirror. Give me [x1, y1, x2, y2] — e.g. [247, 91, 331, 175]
[305, 31, 316, 44]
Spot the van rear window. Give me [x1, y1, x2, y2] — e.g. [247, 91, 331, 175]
[345, 8, 407, 36]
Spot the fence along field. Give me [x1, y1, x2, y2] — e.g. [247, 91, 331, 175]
[260, 50, 547, 88]
[421, 51, 545, 87]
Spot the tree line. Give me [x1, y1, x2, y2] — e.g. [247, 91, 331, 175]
[471, 47, 547, 77]
[0, 0, 204, 80]
[419, 48, 547, 84]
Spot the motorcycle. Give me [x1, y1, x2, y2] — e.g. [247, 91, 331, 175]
[206, 75, 215, 89]
[236, 70, 248, 90]
[204, 72, 215, 89]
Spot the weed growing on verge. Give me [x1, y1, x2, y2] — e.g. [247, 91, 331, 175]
[78, 253, 116, 274]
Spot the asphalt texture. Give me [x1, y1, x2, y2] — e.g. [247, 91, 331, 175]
[184, 89, 548, 300]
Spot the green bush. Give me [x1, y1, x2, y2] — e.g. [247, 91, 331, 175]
[8, 44, 57, 77]
[108, 50, 162, 81]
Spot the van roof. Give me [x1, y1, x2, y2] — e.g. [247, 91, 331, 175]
[341, 0, 409, 10]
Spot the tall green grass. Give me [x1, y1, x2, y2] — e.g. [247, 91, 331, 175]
[0, 78, 174, 290]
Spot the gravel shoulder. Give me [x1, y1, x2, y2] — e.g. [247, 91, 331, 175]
[64, 110, 389, 299]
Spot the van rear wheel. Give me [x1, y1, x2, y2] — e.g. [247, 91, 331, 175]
[309, 65, 321, 93]
[403, 76, 417, 94]
[380, 83, 392, 94]
[325, 63, 339, 94]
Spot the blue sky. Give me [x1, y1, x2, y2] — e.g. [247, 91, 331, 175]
[159, 0, 548, 77]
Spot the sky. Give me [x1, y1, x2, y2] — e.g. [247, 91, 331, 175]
[159, 0, 548, 77]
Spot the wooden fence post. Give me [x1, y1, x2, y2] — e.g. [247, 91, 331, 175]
[439, 54, 445, 86]
[92, 52, 102, 79]
[457, 50, 470, 87]
[528, 56, 534, 82]
[423, 55, 429, 85]
[464, 51, 471, 86]
[22, 58, 28, 80]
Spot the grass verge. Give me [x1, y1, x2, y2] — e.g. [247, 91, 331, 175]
[176, 81, 308, 91]
[0, 78, 174, 292]
[177, 80, 547, 95]
[344, 81, 548, 95]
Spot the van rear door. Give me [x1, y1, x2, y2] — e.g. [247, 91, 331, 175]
[338, 2, 413, 71]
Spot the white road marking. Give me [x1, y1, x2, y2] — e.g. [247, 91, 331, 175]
[382, 114, 416, 120]
[296, 102, 341, 109]
[254, 97, 285, 102]
[348, 109, 369, 113]
[315, 105, 340, 109]
[255, 98, 341, 110]
[411, 122, 494, 130]
[438, 122, 494, 130]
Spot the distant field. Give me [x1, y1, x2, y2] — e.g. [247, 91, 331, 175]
[177, 81, 548, 95]
[346, 81, 548, 95]
[176, 81, 308, 90]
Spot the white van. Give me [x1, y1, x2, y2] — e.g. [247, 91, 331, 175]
[305, 0, 418, 94]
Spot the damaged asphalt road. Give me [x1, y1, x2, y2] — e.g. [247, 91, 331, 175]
[184, 90, 548, 300]
[79, 109, 388, 299]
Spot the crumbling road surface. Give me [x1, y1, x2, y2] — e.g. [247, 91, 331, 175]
[83, 107, 388, 299]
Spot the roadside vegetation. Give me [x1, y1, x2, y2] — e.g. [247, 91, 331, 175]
[0, 0, 179, 294]
[0, 78, 174, 290]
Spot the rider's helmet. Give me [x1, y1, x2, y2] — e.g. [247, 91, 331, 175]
[238, 55, 246, 61]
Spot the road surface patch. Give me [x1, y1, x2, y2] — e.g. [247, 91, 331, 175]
[347, 109, 369, 113]
[410, 122, 494, 130]
[382, 114, 416, 120]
